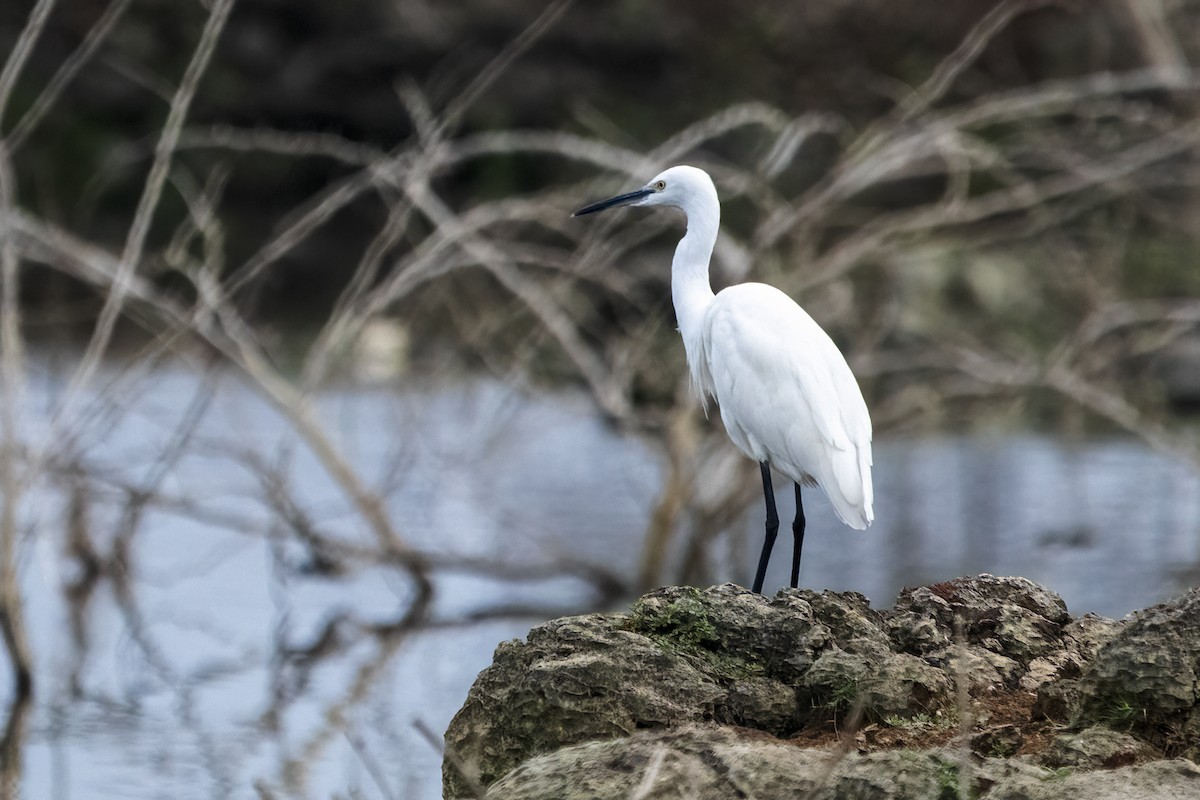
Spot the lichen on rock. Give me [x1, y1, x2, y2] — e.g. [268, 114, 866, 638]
[443, 576, 1199, 799]
[1068, 588, 1200, 760]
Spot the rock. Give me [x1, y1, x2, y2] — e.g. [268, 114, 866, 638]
[1044, 726, 1160, 769]
[1064, 613, 1125, 663]
[800, 647, 952, 720]
[971, 723, 1024, 758]
[442, 611, 725, 792]
[443, 577, 1200, 799]
[1033, 677, 1081, 722]
[482, 725, 992, 800]
[1022, 614, 1124, 693]
[995, 759, 1200, 800]
[483, 725, 836, 800]
[479, 725, 1200, 800]
[1070, 588, 1200, 759]
[889, 575, 1070, 667]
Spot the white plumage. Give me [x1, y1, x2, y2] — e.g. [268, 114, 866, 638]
[574, 165, 873, 592]
[703, 283, 874, 528]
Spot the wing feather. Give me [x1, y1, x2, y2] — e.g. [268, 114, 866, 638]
[701, 283, 873, 528]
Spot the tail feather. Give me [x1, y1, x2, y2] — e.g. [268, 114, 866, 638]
[822, 443, 873, 529]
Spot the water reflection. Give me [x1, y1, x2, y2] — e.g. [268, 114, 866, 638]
[6, 363, 1199, 798]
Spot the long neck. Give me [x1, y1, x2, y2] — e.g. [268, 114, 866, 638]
[671, 204, 718, 344]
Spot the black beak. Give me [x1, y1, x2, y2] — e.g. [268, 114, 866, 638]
[572, 187, 653, 217]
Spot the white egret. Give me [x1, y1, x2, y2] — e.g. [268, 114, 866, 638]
[573, 165, 873, 593]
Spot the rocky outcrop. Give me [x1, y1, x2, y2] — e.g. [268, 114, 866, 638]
[484, 726, 1200, 800]
[443, 576, 1200, 799]
[1072, 588, 1200, 760]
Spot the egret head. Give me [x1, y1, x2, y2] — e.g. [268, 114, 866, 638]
[573, 165, 718, 218]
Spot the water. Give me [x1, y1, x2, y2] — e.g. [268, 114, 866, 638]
[5, 360, 1199, 798]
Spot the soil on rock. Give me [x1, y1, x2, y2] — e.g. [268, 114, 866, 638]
[443, 576, 1200, 799]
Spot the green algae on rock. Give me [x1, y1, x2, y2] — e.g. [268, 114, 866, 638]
[443, 577, 1199, 799]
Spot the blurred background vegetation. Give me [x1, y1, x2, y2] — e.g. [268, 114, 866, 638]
[2, 1, 1200, 796]
[6, 0, 1199, 407]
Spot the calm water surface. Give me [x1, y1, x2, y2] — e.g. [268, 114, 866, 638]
[7, 362, 1200, 798]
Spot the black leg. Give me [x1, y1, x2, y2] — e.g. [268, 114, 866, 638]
[790, 483, 807, 588]
[752, 462, 779, 594]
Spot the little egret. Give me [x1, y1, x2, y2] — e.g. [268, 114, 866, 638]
[574, 165, 873, 593]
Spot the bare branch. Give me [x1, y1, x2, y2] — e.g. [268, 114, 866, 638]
[60, 0, 237, 425]
[6, 0, 135, 152]
[0, 0, 58, 129]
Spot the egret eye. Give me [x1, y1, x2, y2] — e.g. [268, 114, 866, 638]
[654, 180, 666, 191]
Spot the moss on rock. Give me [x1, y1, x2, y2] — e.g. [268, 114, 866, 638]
[1069, 589, 1200, 759]
[443, 577, 1200, 799]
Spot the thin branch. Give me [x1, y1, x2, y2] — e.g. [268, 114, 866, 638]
[0, 0, 59, 129]
[342, 727, 398, 800]
[414, 718, 487, 800]
[0, 0, 51, 766]
[176, 124, 383, 165]
[401, 174, 632, 418]
[896, 0, 1055, 123]
[0, 143, 33, 792]
[58, 0, 237, 428]
[7, 0, 135, 151]
[438, 0, 577, 137]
